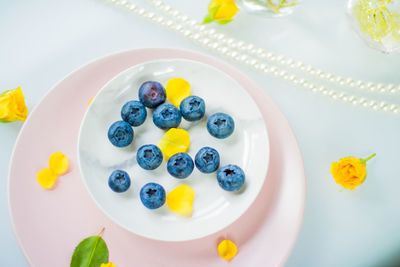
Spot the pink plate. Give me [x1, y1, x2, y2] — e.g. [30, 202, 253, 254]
[8, 48, 305, 267]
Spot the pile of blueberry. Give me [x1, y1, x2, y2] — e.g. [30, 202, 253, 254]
[107, 80, 245, 210]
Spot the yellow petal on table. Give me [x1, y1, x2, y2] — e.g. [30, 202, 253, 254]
[165, 78, 191, 107]
[49, 152, 69, 175]
[166, 185, 195, 217]
[158, 128, 190, 159]
[217, 239, 237, 261]
[100, 263, 116, 267]
[36, 168, 58, 189]
[0, 87, 28, 123]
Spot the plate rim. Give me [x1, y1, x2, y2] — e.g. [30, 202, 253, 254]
[77, 57, 270, 242]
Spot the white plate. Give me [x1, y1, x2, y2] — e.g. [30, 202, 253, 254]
[78, 59, 269, 241]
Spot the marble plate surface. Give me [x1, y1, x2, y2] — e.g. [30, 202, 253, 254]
[78, 59, 270, 241]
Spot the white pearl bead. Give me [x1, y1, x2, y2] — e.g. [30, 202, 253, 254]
[246, 44, 255, 51]
[286, 58, 294, 66]
[182, 30, 191, 37]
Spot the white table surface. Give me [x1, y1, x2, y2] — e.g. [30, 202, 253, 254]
[1, 0, 400, 266]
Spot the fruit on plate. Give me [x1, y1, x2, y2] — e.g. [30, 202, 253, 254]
[138, 81, 166, 108]
[107, 120, 134, 147]
[195, 146, 220, 173]
[179, 95, 206, 122]
[153, 103, 182, 130]
[121, 100, 147, 127]
[136, 144, 163, 170]
[108, 170, 131, 193]
[140, 183, 166, 209]
[217, 164, 245, 191]
[165, 78, 191, 107]
[166, 185, 195, 217]
[207, 112, 235, 139]
[158, 128, 190, 159]
[167, 153, 194, 179]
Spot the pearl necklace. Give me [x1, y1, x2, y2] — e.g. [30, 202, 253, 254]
[103, 0, 400, 115]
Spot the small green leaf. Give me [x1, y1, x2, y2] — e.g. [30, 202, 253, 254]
[216, 19, 233, 25]
[70, 229, 109, 267]
[0, 90, 10, 98]
[0, 118, 11, 123]
[209, 4, 221, 19]
[202, 14, 214, 24]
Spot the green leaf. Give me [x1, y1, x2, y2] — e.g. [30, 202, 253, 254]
[215, 19, 233, 25]
[209, 4, 221, 19]
[0, 118, 11, 123]
[202, 14, 214, 24]
[0, 90, 10, 98]
[70, 230, 109, 267]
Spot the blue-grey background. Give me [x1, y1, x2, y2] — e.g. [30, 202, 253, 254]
[1, 0, 400, 266]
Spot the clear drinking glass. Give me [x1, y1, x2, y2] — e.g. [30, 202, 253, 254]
[235, 0, 300, 17]
[348, 0, 400, 53]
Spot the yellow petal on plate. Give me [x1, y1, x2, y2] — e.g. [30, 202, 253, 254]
[88, 97, 94, 107]
[158, 128, 190, 159]
[100, 263, 116, 267]
[166, 185, 195, 217]
[166, 78, 191, 107]
[36, 168, 58, 189]
[49, 152, 69, 175]
[217, 239, 237, 261]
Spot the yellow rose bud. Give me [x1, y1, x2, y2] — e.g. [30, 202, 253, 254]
[330, 153, 376, 190]
[0, 87, 28, 123]
[203, 0, 239, 25]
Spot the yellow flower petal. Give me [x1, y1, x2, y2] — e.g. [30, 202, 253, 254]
[208, 0, 239, 21]
[165, 78, 191, 107]
[166, 185, 195, 217]
[100, 263, 116, 267]
[36, 168, 58, 189]
[88, 97, 94, 107]
[49, 152, 69, 175]
[0, 87, 28, 122]
[158, 128, 190, 159]
[217, 239, 237, 261]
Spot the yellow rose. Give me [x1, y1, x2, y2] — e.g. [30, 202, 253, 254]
[0, 87, 28, 123]
[330, 153, 376, 190]
[203, 0, 239, 25]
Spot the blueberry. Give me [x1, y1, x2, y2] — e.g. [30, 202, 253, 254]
[207, 113, 235, 139]
[138, 81, 166, 108]
[140, 183, 166, 209]
[153, 103, 182, 130]
[108, 170, 131, 193]
[107, 120, 134, 147]
[179, 96, 206, 122]
[136, 144, 163, 170]
[217, 164, 245, 192]
[195, 147, 220, 173]
[121, 100, 147, 127]
[167, 153, 194, 179]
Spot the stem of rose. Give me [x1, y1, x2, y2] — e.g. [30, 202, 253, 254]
[361, 153, 376, 164]
[98, 227, 105, 236]
[265, 0, 281, 14]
